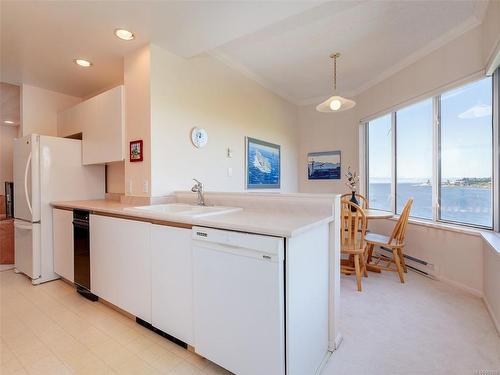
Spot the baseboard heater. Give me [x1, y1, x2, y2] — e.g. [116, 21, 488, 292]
[379, 246, 433, 277]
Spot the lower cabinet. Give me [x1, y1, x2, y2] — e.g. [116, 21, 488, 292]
[151, 225, 194, 346]
[90, 214, 151, 322]
[88, 215, 194, 345]
[53, 209, 74, 282]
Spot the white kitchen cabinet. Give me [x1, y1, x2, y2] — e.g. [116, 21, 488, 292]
[90, 214, 151, 322]
[52, 208, 74, 282]
[58, 86, 124, 165]
[151, 225, 194, 345]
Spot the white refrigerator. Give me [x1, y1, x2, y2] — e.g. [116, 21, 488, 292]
[13, 134, 105, 284]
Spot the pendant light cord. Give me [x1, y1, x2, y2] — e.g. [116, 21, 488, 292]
[331, 52, 340, 92]
[333, 55, 337, 91]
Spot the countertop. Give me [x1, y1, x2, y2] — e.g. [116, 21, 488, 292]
[51, 200, 334, 238]
[482, 231, 500, 256]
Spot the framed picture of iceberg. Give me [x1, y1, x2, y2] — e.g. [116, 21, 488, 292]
[307, 151, 341, 180]
[246, 137, 281, 189]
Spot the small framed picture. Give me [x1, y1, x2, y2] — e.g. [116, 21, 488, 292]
[307, 150, 341, 180]
[130, 140, 143, 162]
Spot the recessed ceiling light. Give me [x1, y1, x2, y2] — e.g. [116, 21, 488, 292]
[114, 28, 135, 41]
[4, 120, 14, 124]
[74, 59, 92, 67]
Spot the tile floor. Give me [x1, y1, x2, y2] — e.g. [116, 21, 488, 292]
[0, 270, 231, 375]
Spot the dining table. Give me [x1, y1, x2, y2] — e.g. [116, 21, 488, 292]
[363, 208, 394, 220]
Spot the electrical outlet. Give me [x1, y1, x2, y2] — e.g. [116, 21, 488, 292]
[227, 167, 233, 177]
[143, 180, 149, 193]
[128, 180, 133, 194]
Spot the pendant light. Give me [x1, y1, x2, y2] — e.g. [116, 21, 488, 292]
[316, 52, 355, 113]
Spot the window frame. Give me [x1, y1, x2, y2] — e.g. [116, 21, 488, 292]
[364, 73, 497, 230]
[365, 113, 393, 212]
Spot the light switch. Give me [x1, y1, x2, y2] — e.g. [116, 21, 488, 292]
[227, 167, 233, 177]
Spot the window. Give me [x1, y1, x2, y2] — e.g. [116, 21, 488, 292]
[367, 114, 392, 211]
[365, 76, 495, 229]
[439, 78, 493, 227]
[396, 99, 433, 219]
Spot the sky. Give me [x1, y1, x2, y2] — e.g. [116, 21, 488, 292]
[368, 77, 493, 181]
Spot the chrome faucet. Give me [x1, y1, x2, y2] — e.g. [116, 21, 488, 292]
[191, 179, 205, 206]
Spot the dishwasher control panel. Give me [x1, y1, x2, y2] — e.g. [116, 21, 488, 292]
[192, 227, 283, 256]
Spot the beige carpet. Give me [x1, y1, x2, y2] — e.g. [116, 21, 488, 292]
[323, 270, 500, 375]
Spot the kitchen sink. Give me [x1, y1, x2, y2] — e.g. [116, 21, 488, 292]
[124, 203, 242, 218]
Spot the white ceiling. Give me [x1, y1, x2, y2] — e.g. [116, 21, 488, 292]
[0, 1, 488, 103]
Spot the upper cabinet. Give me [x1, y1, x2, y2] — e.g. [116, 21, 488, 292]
[58, 86, 124, 165]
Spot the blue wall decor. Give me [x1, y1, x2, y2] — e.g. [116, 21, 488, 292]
[307, 151, 341, 180]
[246, 137, 281, 189]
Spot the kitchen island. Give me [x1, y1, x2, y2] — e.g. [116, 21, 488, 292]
[52, 192, 341, 375]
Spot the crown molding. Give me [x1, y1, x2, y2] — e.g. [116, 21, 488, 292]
[211, 7, 488, 109]
[345, 15, 483, 101]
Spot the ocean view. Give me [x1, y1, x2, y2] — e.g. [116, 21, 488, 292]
[369, 182, 492, 227]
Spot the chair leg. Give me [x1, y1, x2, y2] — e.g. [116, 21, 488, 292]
[398, 248, 407, 273]
[361, 252, 368, 277]
[354, 255, 362, 292]
[367, 243, 374, 263]
[392, 249, 405, 284]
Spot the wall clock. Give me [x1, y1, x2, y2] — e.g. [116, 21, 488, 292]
[191, 127, 208, 148]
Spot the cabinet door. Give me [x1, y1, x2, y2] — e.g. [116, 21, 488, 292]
[58, 86, 124, 165]
[90, 214, 151, 322]
[53, 209, 74, 282]
[81, 86, 124, 165]
[151, 225, 194, 345]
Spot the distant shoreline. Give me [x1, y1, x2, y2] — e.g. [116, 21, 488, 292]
[371, 181, 492, 189]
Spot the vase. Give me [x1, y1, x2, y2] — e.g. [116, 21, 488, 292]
[349, 191, 358, 212]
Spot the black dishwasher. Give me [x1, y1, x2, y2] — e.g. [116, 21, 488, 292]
[73, 210, 98, 301]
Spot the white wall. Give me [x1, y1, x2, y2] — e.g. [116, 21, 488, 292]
[149, 44, 298, 196]
[21, 84, 81, 136]
[369, 219, 484, 295]
[356, 25, 484, 121]
[483, 239, 500, 333]
[482, 0, 500, 73]
[298, 105, 357, 194]
[0, 125, 18, 195]
[124, 46, 152, 197]
[106, 161, 125, 194]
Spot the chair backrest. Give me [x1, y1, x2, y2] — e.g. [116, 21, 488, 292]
[340, 193, 368, 209]
[340, 200, 367, 252]
[389, 198, 413, 245]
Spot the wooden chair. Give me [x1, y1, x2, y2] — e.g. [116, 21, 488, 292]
[340, 193, 368, 209]
[340, 200, 368, 292]
[365, 198, 413, 283]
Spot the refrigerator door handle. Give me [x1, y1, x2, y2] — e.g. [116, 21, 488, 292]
[24, 152, 32, 215]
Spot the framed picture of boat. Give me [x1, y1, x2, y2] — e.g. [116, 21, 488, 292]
[246, 137, 281, 189]
[307, 151, 341, 180]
